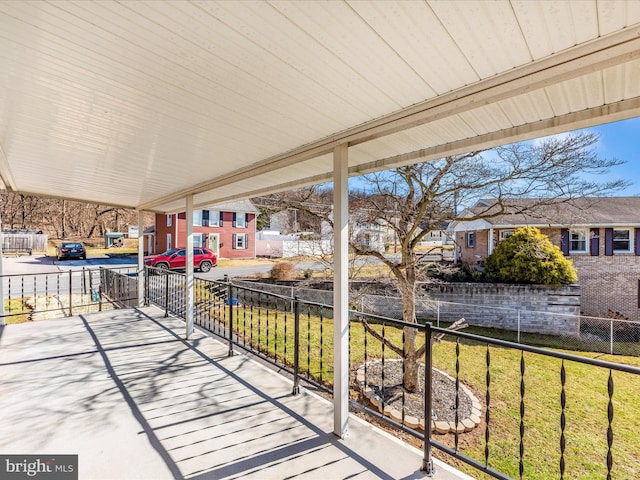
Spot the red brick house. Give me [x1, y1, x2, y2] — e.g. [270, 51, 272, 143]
[450, 197, 640, 320]
[154, 200, 259, 259]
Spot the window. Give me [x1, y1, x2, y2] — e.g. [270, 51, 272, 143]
[499, 230, 514, 241]
[613, 228, 631, 253]
[235, 212, 246, 228]
[466, 232, 476, 248]
[233, 233, 248, 249]
[166, 214, 172, 227]
[208, 210, 219, 227]
[193, 210, 202, 226]
[166, 234, 172, 251]
[569, 229, 587, 253]
[193, 234, 204, 248]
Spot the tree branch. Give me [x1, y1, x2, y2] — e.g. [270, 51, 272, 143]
[357, 316, 404, 357]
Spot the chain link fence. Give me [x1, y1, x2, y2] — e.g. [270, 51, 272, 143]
[228, 280, 640, 359]
[358, 294, 640, 358]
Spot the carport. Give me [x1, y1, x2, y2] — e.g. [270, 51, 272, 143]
[1, 0, 640, 443]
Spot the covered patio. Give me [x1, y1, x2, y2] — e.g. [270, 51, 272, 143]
[2, 2, 640, 478]
[0, 306, 468, 479]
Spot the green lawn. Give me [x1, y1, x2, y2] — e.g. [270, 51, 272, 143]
[208, 302, 640, 480]
[432, 338, 640, 479]
[3, 298, 31, 323]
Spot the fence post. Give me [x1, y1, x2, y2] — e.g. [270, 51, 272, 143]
[68, 269, 73, 317]
[422, 322, 435, 476]
[610, 319, 614, 356]
[144, 267, 148, 306]
[436, 301, 440, 328]
[228, 280, 234, 357]
[292, 296, 300, 395]
[164, 273, 169, 318]
[98, 267, 103, 312]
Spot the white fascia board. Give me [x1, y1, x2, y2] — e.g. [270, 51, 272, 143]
[451, 219, 493, 232]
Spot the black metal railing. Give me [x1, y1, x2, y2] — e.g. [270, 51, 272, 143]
[1, 266, 137, 322]
[144, 270, 640, 480]
[100, 268, 138, 307]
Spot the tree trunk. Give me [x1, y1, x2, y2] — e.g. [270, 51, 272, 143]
[399, 264, 420, 392]
[20, 194, 26, 229]
[404, 324, 419, 392]
[61, 200, 67, 239]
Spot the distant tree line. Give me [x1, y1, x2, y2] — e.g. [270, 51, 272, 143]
[1, 192, 154, 239]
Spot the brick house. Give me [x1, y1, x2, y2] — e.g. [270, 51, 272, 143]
[155, 199, 259, 259]
[450, 197, 640, 320]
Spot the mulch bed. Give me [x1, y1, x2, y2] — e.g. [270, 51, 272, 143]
[362, 360, 473, 424]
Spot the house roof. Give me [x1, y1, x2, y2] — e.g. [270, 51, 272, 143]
[205, 199, 260, 215]
[461, 197, 640, 228]
[1, 2, 640, 213]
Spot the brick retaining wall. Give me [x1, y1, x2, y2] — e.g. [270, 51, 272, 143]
[415, 283, 581, 335]
[235, 279, 582, 336]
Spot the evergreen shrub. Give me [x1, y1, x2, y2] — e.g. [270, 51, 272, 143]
[485, 226, 577, 285]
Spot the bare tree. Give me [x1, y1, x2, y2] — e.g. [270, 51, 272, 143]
[0, 192, 153, 240]
[267, 132, 626, 391]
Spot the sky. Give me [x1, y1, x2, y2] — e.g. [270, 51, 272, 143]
[588, 117, 640, 196]
[348, 116, 640, 197]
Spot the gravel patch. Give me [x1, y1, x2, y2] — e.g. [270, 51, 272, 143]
[361, 360, 475, 425]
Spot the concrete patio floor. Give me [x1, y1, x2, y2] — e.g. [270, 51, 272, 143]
[0, 307, 472, 479]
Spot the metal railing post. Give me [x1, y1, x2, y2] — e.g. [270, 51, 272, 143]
[68, 269, 73, 317]
[164, 273, 169, 318]
[292, 296, 300, 395]
[517, 309, 521, 344]
[144, 267, 148, 306]
[98, 267, 103, 312]
[228, 280, 234, 357]
[422, 322, 435, 476]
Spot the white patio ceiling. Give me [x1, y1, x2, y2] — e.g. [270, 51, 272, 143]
[1, 1, 640, 213]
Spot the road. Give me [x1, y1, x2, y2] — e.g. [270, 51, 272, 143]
[0, 255, 318, 298]
[1, 251, 449, 276]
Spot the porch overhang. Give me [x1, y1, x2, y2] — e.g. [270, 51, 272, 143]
[0, 1, 639, 212]
[2, 0, 640, 449]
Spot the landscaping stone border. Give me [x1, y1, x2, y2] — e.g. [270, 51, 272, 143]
[356, 360, 482, 434]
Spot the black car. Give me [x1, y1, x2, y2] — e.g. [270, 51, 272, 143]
[56, 242, 87, 260]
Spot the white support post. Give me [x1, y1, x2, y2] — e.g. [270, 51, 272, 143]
[137, 210, 145, 308]
[333, 142, 349, 438]
[186, 195, 195, 340]
[488, 228, 495, 256]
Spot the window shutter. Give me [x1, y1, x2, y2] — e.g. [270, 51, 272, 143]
[245, 213, 249, 228]
[635, 228, 640, 256]
[202, 210, 209, 227]
[232, 234, 237, 249]
[219, 212, 223, 227]
[590, 228, 599, 256]
[605, 228, 613, 256]
[233, 212, 237, 227]
[560, 229, 569, 256]
[244, 233, 249, 249]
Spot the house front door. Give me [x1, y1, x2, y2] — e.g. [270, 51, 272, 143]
[208, 233, 220, 257]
